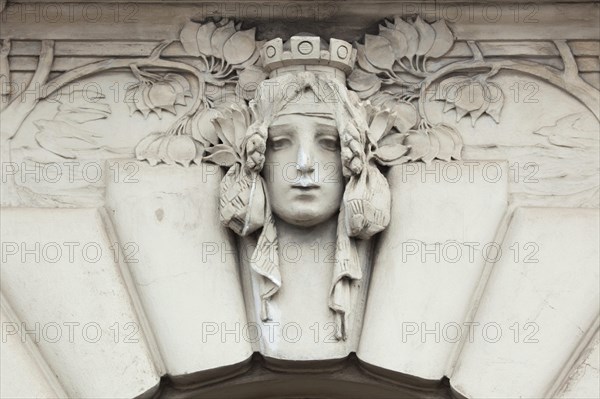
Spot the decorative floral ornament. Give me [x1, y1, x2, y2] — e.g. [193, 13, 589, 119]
[345, 15, 467, 165]
[436, 74, 504, 126]
[126, 66, 192, 119]
[135, 118, 203, 167]
[135, 17, 263, 167]
[180, 18, 259, 69]
[194, 103, 267, 237]
[348, 16, 454, 99]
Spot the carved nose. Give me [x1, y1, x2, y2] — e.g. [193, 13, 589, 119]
[296, 147, 315, 173]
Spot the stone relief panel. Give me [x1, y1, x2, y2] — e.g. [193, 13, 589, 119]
[1, 2, 599, 398]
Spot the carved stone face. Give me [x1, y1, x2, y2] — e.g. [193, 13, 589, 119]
[262, 90, 344, 227]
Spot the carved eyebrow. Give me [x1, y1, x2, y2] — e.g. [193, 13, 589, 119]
[267, 123, 295, 137]
[314, 123, 338, 136]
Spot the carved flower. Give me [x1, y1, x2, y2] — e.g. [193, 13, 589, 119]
[201, 103, 251, 167]
[348, 16, 455, 99]
[369, 93, 418, 133]
[126, 68, 192, 119]
[436, 75, 504, 126]
[369, 119, 462, 166]
[179, 18, 259, 69]
[135, 119, 204, 167]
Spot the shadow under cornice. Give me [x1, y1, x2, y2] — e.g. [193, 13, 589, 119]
[142, 352, 466, 399]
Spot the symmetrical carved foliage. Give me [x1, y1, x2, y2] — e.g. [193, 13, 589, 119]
[1, 5, 599, 398]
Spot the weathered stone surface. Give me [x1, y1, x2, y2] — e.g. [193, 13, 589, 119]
[452, 207, 600, 398]
[105, 160, 252, 375]
[0, 208, 159, 398]
[0, 2, 598, 397]
[358, 161, 508, 379]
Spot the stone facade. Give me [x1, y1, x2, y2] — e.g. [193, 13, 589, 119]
[0, 1, 598, 398]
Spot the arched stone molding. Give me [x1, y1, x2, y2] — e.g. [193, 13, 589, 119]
[1, 1, 598, 398]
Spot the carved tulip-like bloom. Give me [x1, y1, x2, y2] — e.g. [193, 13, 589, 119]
[436, 75, 504, 126]
[126, 67, 192, 119]
[348, 16, 454, 98]
[180, 18, 259, 70]
[135, 119, 204, 167]
[363, 103, 462, 165]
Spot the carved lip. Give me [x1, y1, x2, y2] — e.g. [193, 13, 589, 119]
[291, 177, 319, 189]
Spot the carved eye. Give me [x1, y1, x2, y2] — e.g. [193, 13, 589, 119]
[268, 137, 292, 151]
[319, 136, 340, 152]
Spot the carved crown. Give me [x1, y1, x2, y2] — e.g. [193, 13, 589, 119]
[260, 36, 357, 77]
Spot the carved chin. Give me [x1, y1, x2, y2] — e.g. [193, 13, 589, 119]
[272, 205, 339, 227]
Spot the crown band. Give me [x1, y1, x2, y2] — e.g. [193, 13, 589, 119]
[261, 36, 357, 76]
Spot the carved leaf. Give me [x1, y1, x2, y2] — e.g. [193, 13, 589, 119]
[135, 132, 162, 163]
[485, 85, 504, 123]
[390, 101, 418, 133]
[180, 21, 201, 56]
[427, 20, 454, 58]
[196, 22, 217, 57]
[403, 130, 431, 162]
[413, 16, 436, 56]
[431, 126, 454, 161]
[422, 130, 440, 164]
[129, 85, 152, 118]
[211, 20, 236, 59]
[223, 28, 257, 65]
[347, 69, 381, 99]
[204, 144, 239, 167]
[213, 114, 237, 149]
[375, 132, 409, 164]
[237, 65, 268, 100]
[378, 26, 408, 61]
[393, 17, 419, 59]
[230, 104, 251, 151]
[469, 98, 489, 126]
[376, 143, 409, 163]
[437, 124, 463, 159]
[192, 108, 220, 145]
[368, 109, 394, 143]
[378, 131, 408, 148]
[356, 43, 381, 74]
[364, 34, 395, 71]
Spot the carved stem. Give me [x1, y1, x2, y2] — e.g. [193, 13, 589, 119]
[42, 58, 212, 116]
[1, 40, 54, 140]
[0, 39, 11, 110]
[0, 40, 54, 206]
[417, 58, 600, 122]
[0, 51, 211, 205]
[554, 40, 579, 79]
